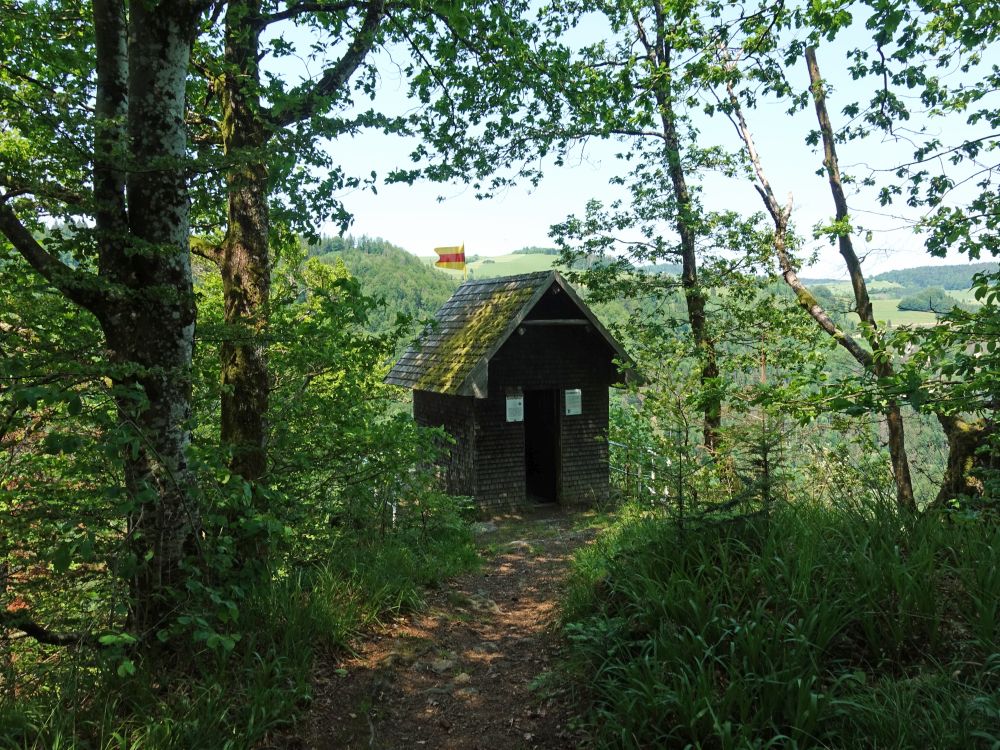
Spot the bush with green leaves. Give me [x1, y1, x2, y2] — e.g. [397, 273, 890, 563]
[1, 249, 479, 748]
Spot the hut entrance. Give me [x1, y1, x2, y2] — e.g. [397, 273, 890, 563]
[524, 389, 560, 503]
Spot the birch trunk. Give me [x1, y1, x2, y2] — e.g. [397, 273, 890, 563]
[3, 0, 211, 640]
[115, 0, 200, 635]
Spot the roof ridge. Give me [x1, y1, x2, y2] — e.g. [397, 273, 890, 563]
[458, 270, 555, 285]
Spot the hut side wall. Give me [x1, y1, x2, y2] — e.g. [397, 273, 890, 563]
[559, 386, 610, 506]
[473, 396, 526, 512]
[413, 390, 476, 497]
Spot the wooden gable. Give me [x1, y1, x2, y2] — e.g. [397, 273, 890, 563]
[386, 271, 631, 397]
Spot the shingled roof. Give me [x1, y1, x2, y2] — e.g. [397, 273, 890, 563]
[386, 270, 630, 397]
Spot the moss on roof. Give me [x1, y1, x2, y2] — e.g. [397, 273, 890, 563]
[386, 272, 552, 396]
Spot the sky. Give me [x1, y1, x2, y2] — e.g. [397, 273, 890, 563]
[271, 6, 992, 280]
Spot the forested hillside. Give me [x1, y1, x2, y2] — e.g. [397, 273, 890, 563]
[873, 262, 999, 290]
[2, 0, 997, 748]
[897, 286, 976, 314]
[308, 235, 457, 329]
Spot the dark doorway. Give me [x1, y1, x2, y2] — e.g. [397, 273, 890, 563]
[524, 389, 559, 502]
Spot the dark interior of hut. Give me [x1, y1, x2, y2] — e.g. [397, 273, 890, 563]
[524, 389, 560, 502]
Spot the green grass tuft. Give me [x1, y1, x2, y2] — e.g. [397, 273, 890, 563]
[0, 519, 478, 750]
[560, 502, 1000, 749]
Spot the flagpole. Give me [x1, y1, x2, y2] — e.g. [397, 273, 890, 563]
[463, 242, 467, 281]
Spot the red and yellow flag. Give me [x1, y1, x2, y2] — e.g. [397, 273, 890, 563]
[434, 243, 466, 272]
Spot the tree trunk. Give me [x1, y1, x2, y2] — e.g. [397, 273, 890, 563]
[218, 0, 270, 483]
[208, 0, 388, 485]
[662, 106, 721, 451]
[114, 0, 200, 636]
[727, 77, 916, 509]
[645, 8, 722, 452]
[3, 0, 202, 640]
[935, 414, 995, 508]
[805, 47, 915, 511]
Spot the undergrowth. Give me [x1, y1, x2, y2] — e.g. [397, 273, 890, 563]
[560, 501, 1000, 749]
[0, 518, 477, 749]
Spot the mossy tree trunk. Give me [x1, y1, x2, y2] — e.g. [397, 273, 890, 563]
[194, 0, 387, 498]
[218, 0, 270, 484]
[935, 415, 995, 508]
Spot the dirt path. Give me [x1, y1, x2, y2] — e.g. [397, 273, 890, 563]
[299, 509, 596, 750]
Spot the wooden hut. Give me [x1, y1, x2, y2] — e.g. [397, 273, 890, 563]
[386, 271, 633, 511]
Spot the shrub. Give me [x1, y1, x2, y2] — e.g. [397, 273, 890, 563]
[0, 497, 477, 749]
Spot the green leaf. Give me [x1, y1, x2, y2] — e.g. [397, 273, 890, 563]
[117, 659, 136, 677]
[99, 632, 138, 647]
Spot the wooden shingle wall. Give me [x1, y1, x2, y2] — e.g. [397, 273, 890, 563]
[490, 325, 619, 391]
[473, 395, 526, 511]
[559, 386, 610, 506]
[412, 390, 476, 497]
[483, 324, 616, 509]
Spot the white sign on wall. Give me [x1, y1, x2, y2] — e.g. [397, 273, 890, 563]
[565, 388, 582, 416]
[506, 395, 524, 422]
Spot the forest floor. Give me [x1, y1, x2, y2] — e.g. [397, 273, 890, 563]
[294, 507, 601, 750]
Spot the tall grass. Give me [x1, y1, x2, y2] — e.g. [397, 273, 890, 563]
[0, 521, 477, 749]
[561, 502, 1000, 749]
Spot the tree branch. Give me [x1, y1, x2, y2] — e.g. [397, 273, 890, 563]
[261, 0, 357, 25]
[265, 0, 385, 129]
[187, 112, 223, 145]
[806, 46, 877, 330]
[190, 235, 223, 264]
[0, 204, 106, 315]
[0, 175, 88, 207]
[723, 78, 874, 368]
[0, 610, 98, 648]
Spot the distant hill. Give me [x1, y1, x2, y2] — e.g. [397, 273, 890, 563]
[320, 241, 993, 336]
[309, 235, 457, 329]
[511, 246, 560, 256]
[421, 251, 561, 278]
[872, 262, 998, 290]
[420, 251, 685, 278]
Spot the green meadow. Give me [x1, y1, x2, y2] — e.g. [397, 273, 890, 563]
[870, 299, 939, 327]
[422, 251, 559, 278]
